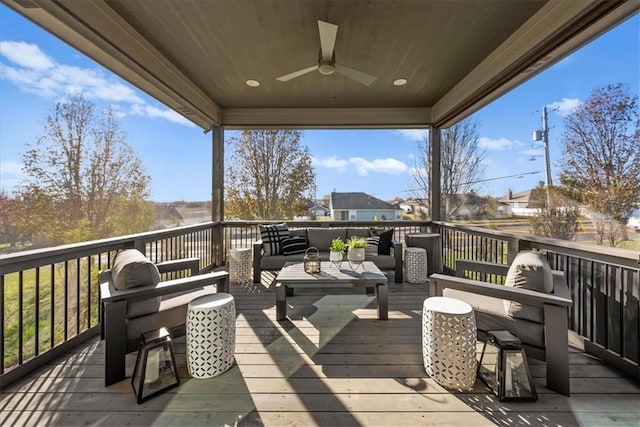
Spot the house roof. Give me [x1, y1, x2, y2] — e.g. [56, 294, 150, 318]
[499, 189, 534, 203]
[4, 1, 637, 130]
[331, 192, 397, 210]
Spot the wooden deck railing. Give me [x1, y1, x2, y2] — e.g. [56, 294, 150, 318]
[1, 219, 637, 387]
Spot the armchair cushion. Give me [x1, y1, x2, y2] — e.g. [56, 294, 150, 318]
[504, 251, 553, 323]
[259, 223, 289, 256]
[111, 249, 161, 290]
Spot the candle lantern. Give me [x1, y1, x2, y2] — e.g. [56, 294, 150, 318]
[477, 330, 537, 402]
[131, 327, 180, 404]
[303, 247, 321, 274]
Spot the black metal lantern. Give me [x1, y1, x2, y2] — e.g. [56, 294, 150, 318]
[477, 330, 537, 402]
[131, 327, 180, 404]
[303, 246, 321, 274]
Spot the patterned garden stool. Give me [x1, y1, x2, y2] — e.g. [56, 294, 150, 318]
[422, 296, 477, 390]
[229, 248, 252, 284]
[186, 293, 236, 378]
[405, 247, 428, 283]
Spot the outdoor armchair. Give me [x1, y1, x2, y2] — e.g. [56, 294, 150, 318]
[99, 249, 229, 386]
[429, 251, 572, 396]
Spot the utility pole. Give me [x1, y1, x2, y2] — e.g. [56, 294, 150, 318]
[533, 106, 553, 209]
[541, 106, 553, 188]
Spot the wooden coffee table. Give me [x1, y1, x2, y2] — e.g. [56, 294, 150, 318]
[274, 261, 388, 321]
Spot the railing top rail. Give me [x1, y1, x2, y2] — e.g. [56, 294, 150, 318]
[0, 222, 217, 273]
[434, 221, 640, 269]
[223, 220, 431, 228]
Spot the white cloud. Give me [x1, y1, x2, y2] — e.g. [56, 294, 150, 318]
[0, 40, 191, 126]
[478, 137, 523, 151]
[395, 129, 428, 140]
[549, 98, 581, 117]
[313, 156, 408, 176]
[0, 41, 54, 70]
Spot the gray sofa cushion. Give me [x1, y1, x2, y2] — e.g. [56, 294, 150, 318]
[111, 249, 161, 290]
[307, 228, 347, 251]
[443, 288, 544, 349]
[126, 285, 217, 340]
[346, 228, 370, 239]
[504, 251, 553, 323]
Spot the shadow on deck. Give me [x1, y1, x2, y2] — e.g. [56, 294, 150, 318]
[2, 274, 639, 426]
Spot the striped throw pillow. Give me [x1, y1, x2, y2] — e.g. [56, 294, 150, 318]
[259, 223, 289, 256]
[365, 236, 380, 257]
[281, 236, 308, 255]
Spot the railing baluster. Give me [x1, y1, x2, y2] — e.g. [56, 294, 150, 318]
[18, 271, 23, 365]
[35, 267, 40, 356]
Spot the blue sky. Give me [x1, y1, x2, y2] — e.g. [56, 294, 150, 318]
[1, 6, 638, 202]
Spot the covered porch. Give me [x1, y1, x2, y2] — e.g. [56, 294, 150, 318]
[1, 0, 640, 424]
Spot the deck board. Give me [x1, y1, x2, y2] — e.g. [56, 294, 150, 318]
[2, 278, 639, 426]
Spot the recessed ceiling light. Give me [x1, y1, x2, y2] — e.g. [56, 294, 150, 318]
[393, 78, 407, 86]
[246, 79, 260, 87]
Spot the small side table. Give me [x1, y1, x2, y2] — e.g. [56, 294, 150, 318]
[405, 233, 442, 275]
[422, 296, 477, 390]
[229, 248, 251, 283]
[405, 247, 428, 283]
[186, 293, 236, 379]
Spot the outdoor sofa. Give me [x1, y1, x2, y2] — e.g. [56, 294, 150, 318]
[253, 225, 403, 283]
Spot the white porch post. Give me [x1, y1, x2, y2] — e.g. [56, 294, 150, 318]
[212, 126, 224, 267]
[429, 127, 442, 221]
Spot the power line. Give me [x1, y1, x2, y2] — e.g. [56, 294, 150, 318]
[459, 170, 540, 185]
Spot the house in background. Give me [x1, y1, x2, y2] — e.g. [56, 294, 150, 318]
[398, 198, 429, 217]
[330, 192, 403, 221]
[308, 200, 331, 219]
[497, 189, 541, 217]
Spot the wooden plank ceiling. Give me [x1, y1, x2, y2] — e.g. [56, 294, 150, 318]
[3, 0, 638, 129]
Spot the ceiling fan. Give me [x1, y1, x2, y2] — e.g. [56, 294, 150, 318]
[275, 20, 378, 87]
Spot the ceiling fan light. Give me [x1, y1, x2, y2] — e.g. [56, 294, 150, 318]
[246, 79, 260, 87]
[318, 63, 335, 75]
[393, 78, 408, 86]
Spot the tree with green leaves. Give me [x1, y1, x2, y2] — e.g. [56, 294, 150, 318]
[411, 118, 486, 218]
[558, 83, 640, 246]
[225, 130, 315, 219]
[17, 94, 154, 245]
[528, 183, 579, 240]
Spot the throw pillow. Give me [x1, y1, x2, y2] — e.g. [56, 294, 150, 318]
[259, 223, 289, 256]
[111, 249, 161, 290]
[365, 236, 380, 257]
[281, 236, 308, 255]
[504, 250, 553, 323]
[370, 228, 394, 255]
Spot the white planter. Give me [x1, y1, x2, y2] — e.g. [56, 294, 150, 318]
[347, 247, 365, 268]
[329, 250, 343, 268]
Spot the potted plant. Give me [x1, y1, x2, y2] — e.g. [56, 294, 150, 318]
[347, 236, 366, 267]
[329, 237, 346, 267]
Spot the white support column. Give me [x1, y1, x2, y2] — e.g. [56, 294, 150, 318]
[429, 127, 442, 221]
[212, 126, 224, 267]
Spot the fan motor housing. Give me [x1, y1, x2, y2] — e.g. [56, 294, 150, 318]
[318, 61, 335, 75]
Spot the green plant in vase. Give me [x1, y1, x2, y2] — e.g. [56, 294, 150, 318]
[329, 237, 346, 267]
[347, 236, 366, 269]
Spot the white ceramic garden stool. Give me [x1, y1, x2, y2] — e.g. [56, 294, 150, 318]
[422, 296, 477, 390]
[405, 247, 428, 283]
[229, 248, 251, 283]
[186, 293, 236, 379]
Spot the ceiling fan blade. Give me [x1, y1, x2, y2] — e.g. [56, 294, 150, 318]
[276, 65, 319, 82]
[318, 20, 338, 61]
[334, 64, 378, 86]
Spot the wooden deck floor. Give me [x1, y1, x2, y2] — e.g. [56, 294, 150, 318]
[2, 275, 639, 426]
